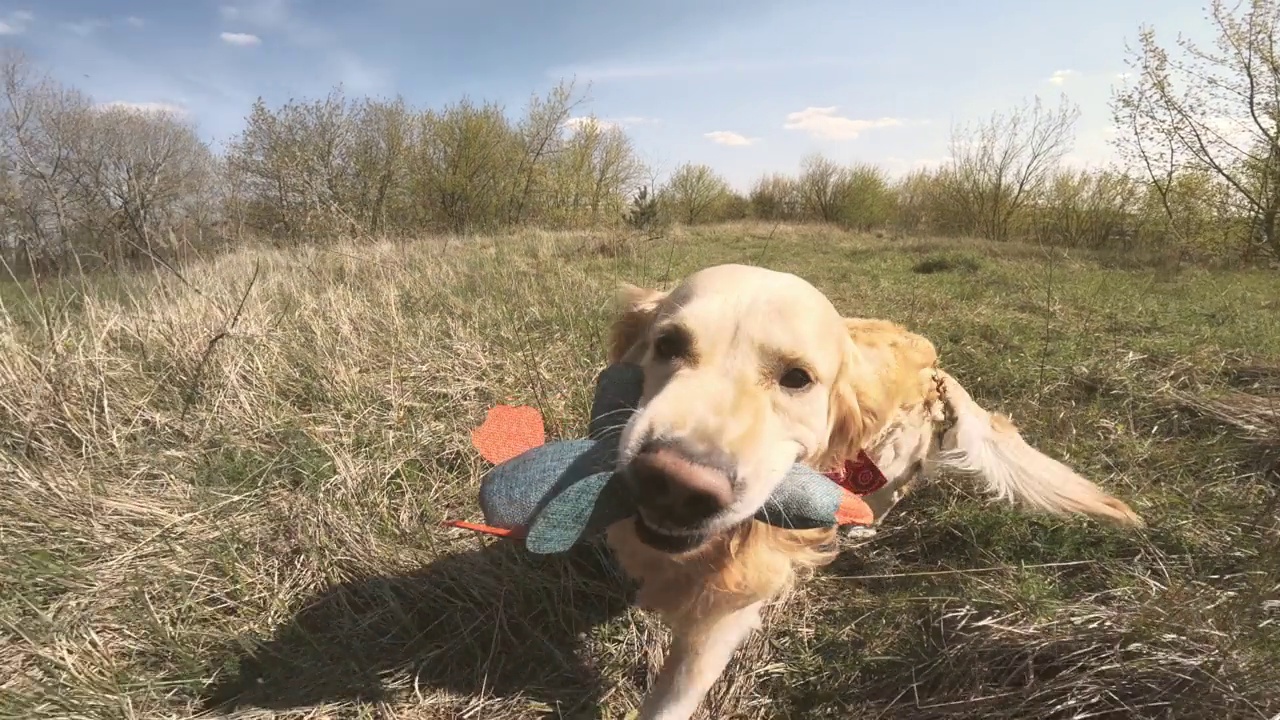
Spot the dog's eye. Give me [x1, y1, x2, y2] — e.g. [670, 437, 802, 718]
[779, 367, 813, 390]
[652, 330, 690, 362]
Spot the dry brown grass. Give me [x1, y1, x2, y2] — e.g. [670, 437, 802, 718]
[2, 223, 1278, 719]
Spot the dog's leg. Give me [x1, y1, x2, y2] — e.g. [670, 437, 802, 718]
[637, 600, 765, 720]
[845, 464, 922, 539]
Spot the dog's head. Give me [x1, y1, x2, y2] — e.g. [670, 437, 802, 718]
[607, 264, 937, 552]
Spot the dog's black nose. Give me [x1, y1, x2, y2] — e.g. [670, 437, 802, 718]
[624, 438, 735, 529]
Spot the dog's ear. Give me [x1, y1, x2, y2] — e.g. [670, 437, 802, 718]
[607, 283, 667, 363]
[823, 329, 892, 471]
[822, 318, 939, 469]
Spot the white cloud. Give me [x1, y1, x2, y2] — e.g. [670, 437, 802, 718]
[563, 115, 660, 132]
[704, 130, 759, 147]
[220, 31, 262, 46]
[1047, 69, 1078, 86]
[0, 10, 34, 35]
[126, 16, 146, 28]
[782, 107, 910, 141]
[219, 1, 386, 106]
[564, 116, 615, 131]
[221, 1, 306, 41]
[95, 101, 188, 116]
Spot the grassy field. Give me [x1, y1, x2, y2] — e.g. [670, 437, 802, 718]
[2, 222, 1278, 719]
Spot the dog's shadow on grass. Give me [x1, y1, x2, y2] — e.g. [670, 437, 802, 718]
[201, 538, 634, 717]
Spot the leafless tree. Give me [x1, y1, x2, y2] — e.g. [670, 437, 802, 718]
[947, 94, 1080, 241]
[0, 49, 224, 273]
[749, 172, 801, 221]
[0, 49, 93, 263]
[347, 96, 415, 234]
[547, 117, 646, 227]
[414, 98, 522, 233]
[797, 153, 846, 223]
[659, 163, 732, 225]
[1112, 0, 1280, 259]
[891, 168, 938, 235]
[225, 88, 363, 239]
[506, 80, 585, 225]
[74, 106, 216, 262]
[1033, 168, 1145, 249]
[792, 154, 895, 230]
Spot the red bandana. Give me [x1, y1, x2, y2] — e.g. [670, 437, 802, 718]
[823, 450, 889, 496]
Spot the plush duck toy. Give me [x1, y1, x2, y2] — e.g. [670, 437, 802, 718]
[444, 363, 886, 554]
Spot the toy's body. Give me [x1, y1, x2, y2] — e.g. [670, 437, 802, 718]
[448, 363, 882, 554]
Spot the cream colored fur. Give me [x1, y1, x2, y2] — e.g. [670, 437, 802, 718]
[600, 264, 1144, 720]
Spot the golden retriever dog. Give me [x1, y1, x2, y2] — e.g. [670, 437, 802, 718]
[600, 263, 1145, 720]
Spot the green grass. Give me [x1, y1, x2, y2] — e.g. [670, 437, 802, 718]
[2, 222, 1277, 719]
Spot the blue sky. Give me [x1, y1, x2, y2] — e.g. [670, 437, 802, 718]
[2, 0, 1213, 190]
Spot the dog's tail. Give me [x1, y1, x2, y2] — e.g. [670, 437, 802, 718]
[931, 371, 1145, 527]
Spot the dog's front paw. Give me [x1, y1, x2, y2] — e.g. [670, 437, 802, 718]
[842, 525, 878, 540]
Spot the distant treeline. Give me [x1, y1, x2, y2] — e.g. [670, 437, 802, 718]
[4, 2, 1280, 278]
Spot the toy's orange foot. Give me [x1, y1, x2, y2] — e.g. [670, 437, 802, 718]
[471, 405, 546, 464]
[834, 492, 875, 526]
[442, 519, 527, 539]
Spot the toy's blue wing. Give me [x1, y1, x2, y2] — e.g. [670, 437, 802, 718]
[587, 362, 644, 439]
[478, 435, 635, 554]
[517, 362, 642, 552]
[525, 470, 633, 553]
[754, 466, 847, 529]
[478, 438, 601, 528]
